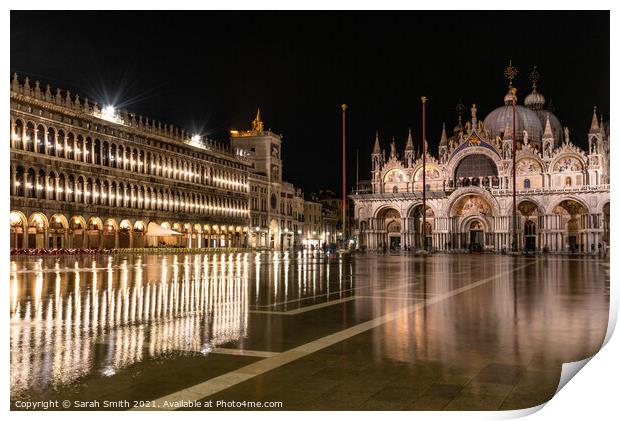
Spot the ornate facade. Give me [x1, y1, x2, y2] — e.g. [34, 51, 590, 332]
[10, 74, 252, 250]
[351, 67, 610, 253]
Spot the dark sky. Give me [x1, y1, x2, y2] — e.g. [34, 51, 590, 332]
[10, 11, 609, 193]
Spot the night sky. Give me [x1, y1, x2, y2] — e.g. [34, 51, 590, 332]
[10, 11, 609, 193]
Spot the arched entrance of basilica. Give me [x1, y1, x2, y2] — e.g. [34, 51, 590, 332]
[518, 200, 543, 251]
[468, 220, 485, 250]
[524, 220, 536, 251]
[408, 204, 434, 250]
[374, 208, 402, 250]
[386, 220, 401, 249]
[450, 193, 494, 250]
[553, 199, 588, 252]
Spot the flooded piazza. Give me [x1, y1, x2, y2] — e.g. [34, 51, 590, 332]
[10, 251, 609, 410]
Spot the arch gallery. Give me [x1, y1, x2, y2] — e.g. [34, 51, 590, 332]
[352, 67, 610, 252]
[10, 74, 252, 250]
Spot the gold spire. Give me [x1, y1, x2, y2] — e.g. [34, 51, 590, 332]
[529, 65, 540, 91]
[252, 108, 264, 132]
[504, 59, 518, 87]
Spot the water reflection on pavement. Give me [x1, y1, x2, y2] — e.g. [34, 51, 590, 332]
[9, 252, 609, 410]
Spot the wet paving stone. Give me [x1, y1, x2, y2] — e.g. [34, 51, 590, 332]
[10, 252, 609, 410]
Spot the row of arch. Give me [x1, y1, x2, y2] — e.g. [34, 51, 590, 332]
[11, 166, 248, 218]
[10, 211, 250, 250]
[380, 151, 591, 194]
[11, 118, 248, 192]
[356, 194, 610, 253]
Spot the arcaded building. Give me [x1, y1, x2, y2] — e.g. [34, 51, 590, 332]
[10, 74, 252, 249]
[351, 67, 610, 252]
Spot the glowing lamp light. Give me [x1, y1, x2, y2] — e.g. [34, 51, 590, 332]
[101, 105, 117, 122]
[191, 134, 201, 143]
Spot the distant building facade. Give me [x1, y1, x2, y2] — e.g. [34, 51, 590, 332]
[351, 66, 610, 252]
[303, 200, 323, 249]
[231, 110, 302, 250]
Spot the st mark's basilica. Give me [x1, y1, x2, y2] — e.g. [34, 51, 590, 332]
[351, 65, 610, 253]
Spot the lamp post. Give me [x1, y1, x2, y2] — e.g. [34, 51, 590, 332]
[504, 60, 519, 253]
[341, 104, 347, 247]
[421, 96, 427, 251]
[511, 87, 518, 252]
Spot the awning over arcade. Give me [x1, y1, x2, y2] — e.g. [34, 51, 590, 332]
[146, 222, 183, 237]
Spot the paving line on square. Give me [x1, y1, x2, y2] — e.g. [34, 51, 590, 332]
[134, 261, 535, 411]
[208, 348, 281, 358]
[250, 295, 359, 315]
[249, 279, 429, 315]
[253, 286, 360, 308]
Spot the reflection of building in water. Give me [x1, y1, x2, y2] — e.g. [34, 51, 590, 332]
[10, 254, 249, 397]
[351, 65, 610, 252]
[251, 251, 354, 311]
[364, 258, 608, 367]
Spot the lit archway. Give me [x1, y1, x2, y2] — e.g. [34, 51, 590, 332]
[27, 212, 48, 249]
[10, 211, 27, 249]
[102, 219, 118, 249]
[408, 204, 434, 250]
[553, 199, 588, 252]
[133, 220, 146, 248]
[69, 216, 86, 248]
[49, 214, 68, 249]
[375, 207, 402, 250]
[518, 200, 543, 251]
[119, 219, 132, 248]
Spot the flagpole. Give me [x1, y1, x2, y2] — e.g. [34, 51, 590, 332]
[356, 148, 359, 191]
[421, 96, 427, 251]
[342, 104, 347, 245]
[511, 88, 518, 252]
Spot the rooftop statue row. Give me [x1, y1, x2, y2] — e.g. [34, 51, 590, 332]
[9, 73, 235, 156]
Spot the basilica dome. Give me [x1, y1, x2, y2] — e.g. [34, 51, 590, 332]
[524, 90, 545, 109]
[483, 103, 543, 147]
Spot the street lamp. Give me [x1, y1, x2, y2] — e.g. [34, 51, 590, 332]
[101, 105, 116, 122]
